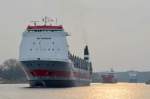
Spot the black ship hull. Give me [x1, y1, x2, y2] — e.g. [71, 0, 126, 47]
[29, 80, 90, 88]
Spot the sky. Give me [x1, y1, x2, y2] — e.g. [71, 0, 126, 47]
[0, 0, 150, 72]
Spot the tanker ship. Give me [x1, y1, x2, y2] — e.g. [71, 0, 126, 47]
[19, 18, 92, 87]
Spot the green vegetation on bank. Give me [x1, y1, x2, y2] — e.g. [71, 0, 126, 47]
[0, 59, 27, 84]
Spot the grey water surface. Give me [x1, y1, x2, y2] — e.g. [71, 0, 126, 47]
[0, 83, 149, 99]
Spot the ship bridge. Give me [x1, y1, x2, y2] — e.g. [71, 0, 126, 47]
[20, 18, 69, 62]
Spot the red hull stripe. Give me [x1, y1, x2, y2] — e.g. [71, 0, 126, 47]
[30, 69, 90, 79]
[27, 25, 63, 30]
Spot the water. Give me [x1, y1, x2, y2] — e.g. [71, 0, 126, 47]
[0, 83, 150, 99]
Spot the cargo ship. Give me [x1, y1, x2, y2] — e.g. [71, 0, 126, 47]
[19, 18, 92, 87]
[101, 69, 117, 83]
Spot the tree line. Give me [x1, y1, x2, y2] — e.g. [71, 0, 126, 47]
[0, 59, 27, 83]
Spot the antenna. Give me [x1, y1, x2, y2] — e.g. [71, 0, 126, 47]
[31, 21, 39, 26]
[42, 16, 56, 26]
[42, 16, 48, 26]
[55, 17, 58, 25]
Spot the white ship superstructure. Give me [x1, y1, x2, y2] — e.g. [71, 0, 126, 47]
[20, 25, 68, 62]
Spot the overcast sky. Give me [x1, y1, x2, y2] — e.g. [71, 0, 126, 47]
[0, 0, 150, 71]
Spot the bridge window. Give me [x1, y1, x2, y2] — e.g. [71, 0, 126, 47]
[52, 48, 54, 51]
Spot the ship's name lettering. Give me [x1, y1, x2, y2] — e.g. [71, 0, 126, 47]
[37, 38, 51, 39]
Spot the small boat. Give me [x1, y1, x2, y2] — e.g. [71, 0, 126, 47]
[101, 68, 117, 83]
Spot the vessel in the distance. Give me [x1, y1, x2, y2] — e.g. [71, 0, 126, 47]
[101, 69, 117, 83]
[19, 18, 92, 87]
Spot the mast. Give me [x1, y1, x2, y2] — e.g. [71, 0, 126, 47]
[84, 45, 89, 62]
